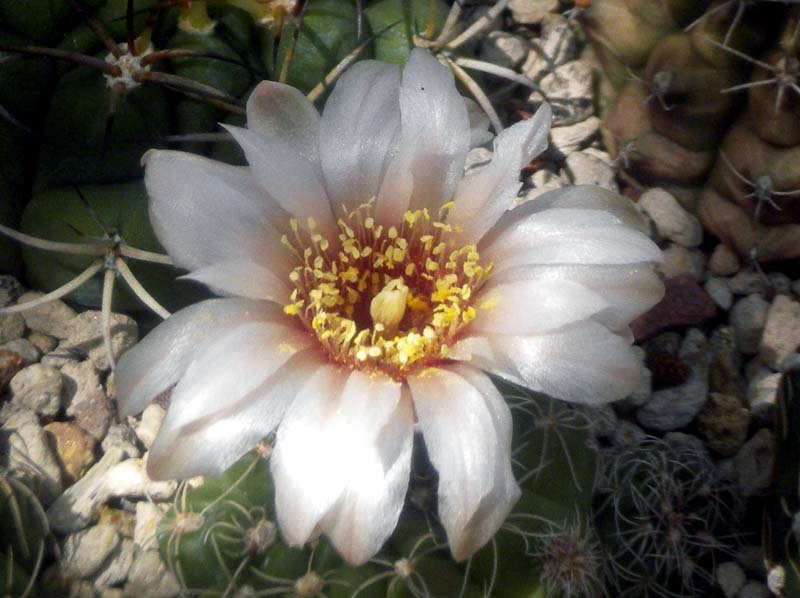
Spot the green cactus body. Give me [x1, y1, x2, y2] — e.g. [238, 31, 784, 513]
[364, 0, 450, 66]
[20, 181, 207, 311]
[0, 0, 103, 44]
[261, 0, 368, 94]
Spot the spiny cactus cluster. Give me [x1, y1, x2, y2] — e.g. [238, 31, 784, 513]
[579, 0, 800, 263]
[764, 365, 800, 598]
[155, 382, 606, 598]
[0, 473, 51, 597]
[593, 435, 742, 598]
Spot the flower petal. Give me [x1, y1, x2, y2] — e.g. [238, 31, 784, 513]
[444, 365, 520, 561]
[223, 124, 336, 235]
[376, 48, 471, 223]
[408, 365, 515, 561]
[319, 60, 402, 214]
[272, 368, 403, 548]
[489, 263, 664, 324]
[144, 150, 289, 272]
[115, 298, 280, 417]
[181, 260, 292, 304]
[470, 278, 611, 335]
[481, 208, 662, 270]
[320, 389, 413, 565]
[246, 80, 321, 164]
[451, 320, 642, 405]
[147, 349, 320, 480]
[449, 104, 551, 245]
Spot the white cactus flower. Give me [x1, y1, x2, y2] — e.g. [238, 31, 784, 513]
[116, 48, 663, 566]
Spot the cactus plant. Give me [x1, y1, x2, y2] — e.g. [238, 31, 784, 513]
[593, 436, 741, 597]
[0, 474, 51, 598]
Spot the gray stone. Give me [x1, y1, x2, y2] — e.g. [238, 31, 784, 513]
[62, 524, 120, 579]
[548, 116, 600, 159]
[9, 364, 63, 417]
[16, 291, 76, 339]
[519, 169, 565, 204]
[728, 270, 769, 296]
[522, 13, 578, 81]
[709, 244, 741, 276]
[1, 409, 63, 505]
[463, 147, 493, 175]
[781, 353, 800, 373]
[613, 420, 647, 447]
[738, 580, 770, 598]
[705, 277, 733, 311]
[40, 342, 83, 369]
[767, 272, 793, 294]
[27, 331, 57, 354]
[636, 329, 710, 431]
[62, 361, 113, 440]
[134, 404, 165, 450]
[94, 538, 136, 588]
[134, 501, 162, 552]
[480, 31, 530, 70]
[0, 339, 41, 365]
[759, 295, 800, 370]
[696, 393, 750, 457]
[125, 549, 180, 597]
[529, 60, 594, 126]
[639, 188, 703, 248]
[730, 294, 770, 355]
[0, 313, 25, 344]
[733, 428, 776, 498]
[509, 0, 559, 24]
[746, 369, 781, 421]
[716, 561, 746, 598]
[101, 423, 141, 459]
[63, 310, 138, 372]
[660, 244, 706, 281]
[793, 278, 800, 296]
[563, 151, 618, 192]
[47, 448, 175, 534]
[0, 275, 23, 307]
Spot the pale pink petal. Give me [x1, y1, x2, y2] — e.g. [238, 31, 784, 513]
[246, 80, 321, 164]
[407, 366, 507, 560]
[443, 365, 520, 561]
[449, 104, 551, 245]
[489, 263, 664, 324]
[224, 125, 336, 235]
[470, 278, 611, 335]
[272, 368, 403, 548]
[481, 186, 649, 250]
[144, 150, 289, 272]
[320, 390, 414, 565]
[319, 61, 402, 214]
[116, 298, 284, 417]
[376, 49, 471, 222]
[147, 349, 320, 479]
[181, 260, 292, 304]
[481, 208, 662, 270]
[450, 321, 642, 405]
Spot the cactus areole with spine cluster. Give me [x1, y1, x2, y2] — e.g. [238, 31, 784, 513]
[116, 48, 664, 566]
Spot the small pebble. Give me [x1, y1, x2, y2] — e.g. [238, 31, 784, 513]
[0, 313, 25, 344]
[16, 291, 76, 339]
[2, 409, 63, 505]
[44, 421, 98, 486]
[705, 277, 733, 311]
[0, 338, 41, 365]
[728, 270, 769, 296]
[0, 275, 23, 307]
[709, 244, 741, 276]
[563, 151, 618, 191]
[9, 364, 63, 417]
[530, 60, 594, 126]
[480, 30, 530, 70]
[509, 0, 560, 25]
[746, 369, 781, 421]
[696, 393, 750, 457]
[716, 561, 746, 598]
[94, 538, 136, 588]
[733, 429, 776, 498]
[135, 404, 166, 450]
[730, 294, 770, 355]
[548, 116, 600, 159]
[28, 331, 58, 354]
[0, 349, 25, 394]
[660, 244, 706, 281]
[759, 295, 800, 370]
[62, 361, 114, 441]
[61, 524, 120, 579]
[638, 188, 703, 248]
[63, 310, 138, 372]
[522, 13, 577, 81]
[738, 580, 770, 598]
[134, 502, 163, 552]
[125, 549, 181, 597]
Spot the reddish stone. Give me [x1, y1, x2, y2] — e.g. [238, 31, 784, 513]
[631, 274, 717, 341]
[0, 349, 24, 393]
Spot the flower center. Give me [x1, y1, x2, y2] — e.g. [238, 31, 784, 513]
[281, 202, 492, 377]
